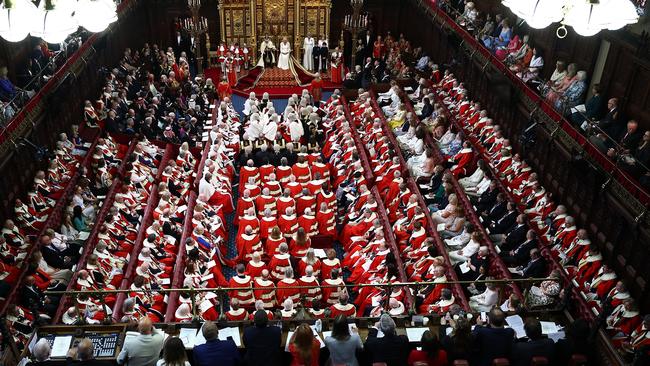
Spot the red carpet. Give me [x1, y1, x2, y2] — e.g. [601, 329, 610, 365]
[205, 67, 341, 98]
[220, 56, 342, 98]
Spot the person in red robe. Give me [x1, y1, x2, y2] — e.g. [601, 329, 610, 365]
[330, 48, 344, 84]
[246, 252, 268, 279]
[226, 54, 238, 86]
[321, 249, 341, 280]
[373, 36, 385, 59]
[217, 77, 232, 100]
[236, 225, 262, 262]
[269, 243, 292, 280]
[607, 299, 642, 338]
[225, 299, 248, 321]
[276, 267, 301, 305]
[310, 73, 323, 103]
[228, 264, 255, 308]
[322, 268, 345, 305]
[254, 270, 277, 309]
[298, 265, 322, 306]
[329, 292, 356, 318]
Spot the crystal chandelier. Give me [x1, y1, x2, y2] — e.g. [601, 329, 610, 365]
[502, 0, 639, 37]
[0, 0, 118, 43]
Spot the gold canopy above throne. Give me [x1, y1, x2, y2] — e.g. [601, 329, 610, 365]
[216, 0, 331, 58]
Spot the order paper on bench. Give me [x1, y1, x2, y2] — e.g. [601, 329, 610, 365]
[51, 335, 73, 357]
[540, 321, 560, 335]
[218, 327, 242, 347]
[405, 327, 429, 342]
[179, 328, 198, 348]
[505, 315, 526, 338]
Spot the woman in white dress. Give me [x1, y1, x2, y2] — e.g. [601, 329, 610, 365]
[469, 281, 499, 312]
[278, 37, 292, 70]
[459, 160, 487, 191]
[303, 36, 314, 70]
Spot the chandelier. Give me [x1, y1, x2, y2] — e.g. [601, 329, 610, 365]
[502, 0, 639, 37]
[0, 0, 118, 43]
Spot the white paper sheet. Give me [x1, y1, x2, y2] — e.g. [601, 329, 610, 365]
[50, 335, 73, 358]
[436, 223, 446, 231]
[179, 328, 198, 349]
[459, 262, 471, 274]
[405, 327, 430, 342]
[547, 331, 566, 343]
[218, 327, 242, 347]
[505, 315, 526, 338]
[540, 321, 560, 335]
[313, 249, 327, 258]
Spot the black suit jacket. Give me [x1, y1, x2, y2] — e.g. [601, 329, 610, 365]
[501, 239, 537, 266]
[419, 103, 434, 119]
[475, 188, 498, 213]
[619, 130, 642, 152]
[21, 285, 44, 308]
[522, 257, 547, 278]
[40, 246, 69, 269]
[598, 108, 623, 137]
[511, 338, 556, 366]
[242, 325, 282, 366]
[490, 210, 517, 234]
[502, 224, 529, 251]
[511, 239, 538, 264]
[364, 329, 410, 366]
[254, 150, 271, 166]
[473, 326, 515, 366]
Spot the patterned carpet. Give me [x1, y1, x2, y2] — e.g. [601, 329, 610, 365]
[256, 67, 301, 88]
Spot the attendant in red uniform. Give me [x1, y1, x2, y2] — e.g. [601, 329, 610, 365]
[310, 73, 323, 103]
[217, 77, 232, 100]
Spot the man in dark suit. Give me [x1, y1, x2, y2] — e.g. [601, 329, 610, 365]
[595, 97, 622, 138]
[475, 186, 503, 217]
[194, 321, 240, 366]
[513, 249, 547, 278]
[501, 230, 538, 266]
[254, 144, 271, 167]
[493, 213, 528, 247]
[243, 310, 282, 366]
[418, 97, 434, 119]
[364, 314, 410, 366]
[511, 318, 556, 366]
[40, 234, 78, 270]
[20, 276, 58, 315]
[487, 201, 517, 235]
[611, 120, 642, 153]
[281, 143, 298, 166]
[172, 31, 188, 57]
[473, 308, 515, 366]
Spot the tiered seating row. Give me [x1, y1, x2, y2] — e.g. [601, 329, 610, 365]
[1, 129, 118, 316]
[110, 143, 175, 320]
[367, 94, 471, 311]
[112, 144, 200, 322]
[431, 87, 596, 321]
[51, 138, 142, 321]
[419, 1, 650, 205]
[164, 105, 219, 322]
[400, 90, 526, 305]
[341, 96, 414, 310]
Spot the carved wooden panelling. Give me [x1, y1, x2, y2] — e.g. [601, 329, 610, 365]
[219, 0, 330, 56]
